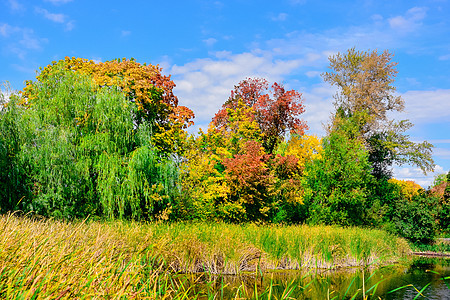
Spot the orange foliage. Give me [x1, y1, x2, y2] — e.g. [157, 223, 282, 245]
[21, 57, 194, 154]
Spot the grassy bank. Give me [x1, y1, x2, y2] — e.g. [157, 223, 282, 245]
[0, 213, 410, 298]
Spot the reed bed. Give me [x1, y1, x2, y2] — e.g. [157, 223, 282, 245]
[0, 213, 411, 299]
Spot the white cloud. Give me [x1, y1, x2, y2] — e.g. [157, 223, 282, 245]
[19, 29, 46, 50]
[434, 148, 450, 160]
[397, 89, 450, 124]
[203, 38, 217, 47]
[171, 51, 309, 130]
[0, 24, 10, 37]
[301, 84, 335, 135]
[35, 7, 74, 30]
[121, 30, 131, 37]
[371, 14, 383, 22]
[35, 7, 66, 23]
[388, 7, 427, 33]
[0, 25, 47, 59]
[393, 164, 447, 188]
[305, 71, 321, 78]
[430, 139, 450, 144]
[35, 7, 75, 31]
[0, 23, 20, 37]
[65, 20, 75, 31]
[439, 54, 450, 61]
[272, 13, 288, 22]
[7, 0, 24, 11]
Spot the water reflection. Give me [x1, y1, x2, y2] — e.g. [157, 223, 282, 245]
[181, 257, 450, 299]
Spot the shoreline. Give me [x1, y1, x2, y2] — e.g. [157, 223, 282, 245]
[412, 251, 450, 258]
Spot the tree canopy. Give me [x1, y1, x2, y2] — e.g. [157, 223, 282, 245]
[21, 57, 194, 155]
[0, 51, 446, 242]
[213, 78, 308, 154]
[322, 48, 434, 178]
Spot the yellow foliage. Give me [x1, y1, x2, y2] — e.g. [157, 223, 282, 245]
[179, 137, 230, 220]
[388, 178, 423, 200]
[21, 57, 194, 155]
[286, 134, 322, 168]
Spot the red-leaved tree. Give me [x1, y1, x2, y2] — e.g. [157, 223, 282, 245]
[213, 78, 308, 154]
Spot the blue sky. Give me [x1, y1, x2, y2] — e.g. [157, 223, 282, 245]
[1, 0, 449, 187]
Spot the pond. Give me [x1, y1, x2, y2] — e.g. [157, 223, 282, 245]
[178, 256, 450, 299]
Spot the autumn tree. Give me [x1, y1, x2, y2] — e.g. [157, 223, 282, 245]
[1, 64, 184, 220]
[283, 134, 322, 169]
[388, 178, 423, 201]
[21, 57, 194, 155]
[180, 82, 306, 222]
[179, 102, 263, 221]
[322, 48, 434, 178]
[213, 78, 307, 154]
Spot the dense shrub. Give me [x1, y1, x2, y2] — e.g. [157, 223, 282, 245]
[391, 193, 437, 244]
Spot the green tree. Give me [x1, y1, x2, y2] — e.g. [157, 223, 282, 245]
[444, 171, 450, 201]
[0, 84, 29, 212]
[431, 173, 447, 188]
[1, 67, 179, 220]
[303, 113, 373, 226]
[322, 48, 434, 179]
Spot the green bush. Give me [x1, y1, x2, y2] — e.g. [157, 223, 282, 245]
[392, 193, 437, 244]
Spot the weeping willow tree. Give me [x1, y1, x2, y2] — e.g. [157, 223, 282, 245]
[0, 67, 180, 220]
[0, 83, 29, 212]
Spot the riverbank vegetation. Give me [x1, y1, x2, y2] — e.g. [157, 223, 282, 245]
[1, 50, 448, 243]
[0, 213, 411, 299]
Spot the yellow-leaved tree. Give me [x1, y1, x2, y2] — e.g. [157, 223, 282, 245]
[285, 134, 322, 169]
[388, 178, 423, 201]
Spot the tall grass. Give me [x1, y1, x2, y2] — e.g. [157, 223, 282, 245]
[0, 213, 411, 298]
[147, 222, 410, 274]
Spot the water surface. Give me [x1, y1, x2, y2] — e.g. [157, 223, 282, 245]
[182, 256, 450, 299]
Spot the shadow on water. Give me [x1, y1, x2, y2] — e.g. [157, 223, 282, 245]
[176, 256, 450, 299]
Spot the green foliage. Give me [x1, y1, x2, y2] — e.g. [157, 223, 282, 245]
[22, 56, 194, 156]
[0, 68, 179, 220]
[322, 48, 434, 178]
[445, 171, 450, 201]
[367, 121, 434, 179]
[180, 98, 305, 223]
[432, 173, 448, 188]
[438, 201, 450, 232]
[0, 84, 30, 212]
[365, 177, 401, 227]
[1, 50, 444, 239]
[390, 192, 438, 244]
[303, 114, 373, 226]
